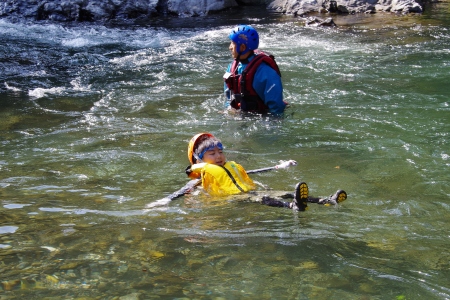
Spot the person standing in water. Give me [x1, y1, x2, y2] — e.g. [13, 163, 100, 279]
[223, 25, 287, 115]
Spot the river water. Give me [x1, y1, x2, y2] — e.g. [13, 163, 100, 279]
[1, 4, 449, 299]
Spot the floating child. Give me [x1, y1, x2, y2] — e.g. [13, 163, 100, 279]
[185, 132, 347, 211]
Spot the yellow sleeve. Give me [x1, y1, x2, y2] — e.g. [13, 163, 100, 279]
[186, 163, 206, 179]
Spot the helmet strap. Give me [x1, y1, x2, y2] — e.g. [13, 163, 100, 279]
[193, 153, 202, 164]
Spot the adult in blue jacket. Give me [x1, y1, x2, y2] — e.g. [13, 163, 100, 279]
[223, 25, 286, 115]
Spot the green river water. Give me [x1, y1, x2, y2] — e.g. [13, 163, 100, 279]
[0, 4, 449, 299]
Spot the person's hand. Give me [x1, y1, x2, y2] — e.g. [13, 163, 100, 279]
[276, 160, 297, 169]
[145, 197, 171, 208]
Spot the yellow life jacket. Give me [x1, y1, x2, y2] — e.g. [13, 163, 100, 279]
[201, 161, 256, 196]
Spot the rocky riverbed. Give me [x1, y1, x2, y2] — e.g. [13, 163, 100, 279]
[0, 0, 431, 24]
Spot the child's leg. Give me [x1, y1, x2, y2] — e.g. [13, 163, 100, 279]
[261, 196, 291, 208]
[275, 192, 323, 204]
[307, 196, 321, 203]
[259, 185, 347, 210]
[316, 190, 347, 205]
[281, 190, 347, 205]
[260, 182, 309, 211]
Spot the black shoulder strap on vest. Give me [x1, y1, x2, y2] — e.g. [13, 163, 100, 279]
[220, 165, 245, 192]
[241, 54, 265, 96]
[241, 51, 281, 97]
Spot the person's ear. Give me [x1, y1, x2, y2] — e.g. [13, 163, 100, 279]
[240, 44, 246, 53]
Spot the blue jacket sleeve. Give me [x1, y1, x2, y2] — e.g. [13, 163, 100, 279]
[252, 63, 286, 115]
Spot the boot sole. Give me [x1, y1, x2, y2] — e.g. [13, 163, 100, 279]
[294, 182, 309, 211]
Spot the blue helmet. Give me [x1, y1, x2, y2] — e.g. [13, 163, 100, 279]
[229, 25, 259, 55]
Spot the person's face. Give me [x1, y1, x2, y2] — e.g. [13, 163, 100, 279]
[229, 41, 246, 59]
[202, 146, 226, 166]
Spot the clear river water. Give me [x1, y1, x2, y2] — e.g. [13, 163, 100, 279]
[0, 4, 449, 300]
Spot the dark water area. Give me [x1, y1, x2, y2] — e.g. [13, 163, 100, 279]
[1, 5, 449, 299]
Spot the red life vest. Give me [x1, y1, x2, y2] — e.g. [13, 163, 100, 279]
[224, 50, 281, 113]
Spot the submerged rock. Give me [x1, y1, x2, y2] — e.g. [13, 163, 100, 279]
[304, 16, 337, 26]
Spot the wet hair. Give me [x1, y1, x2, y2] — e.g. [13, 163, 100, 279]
[194, 136, 223, 162]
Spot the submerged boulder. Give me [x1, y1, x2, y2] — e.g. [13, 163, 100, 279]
[304, 16, 337, 26]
